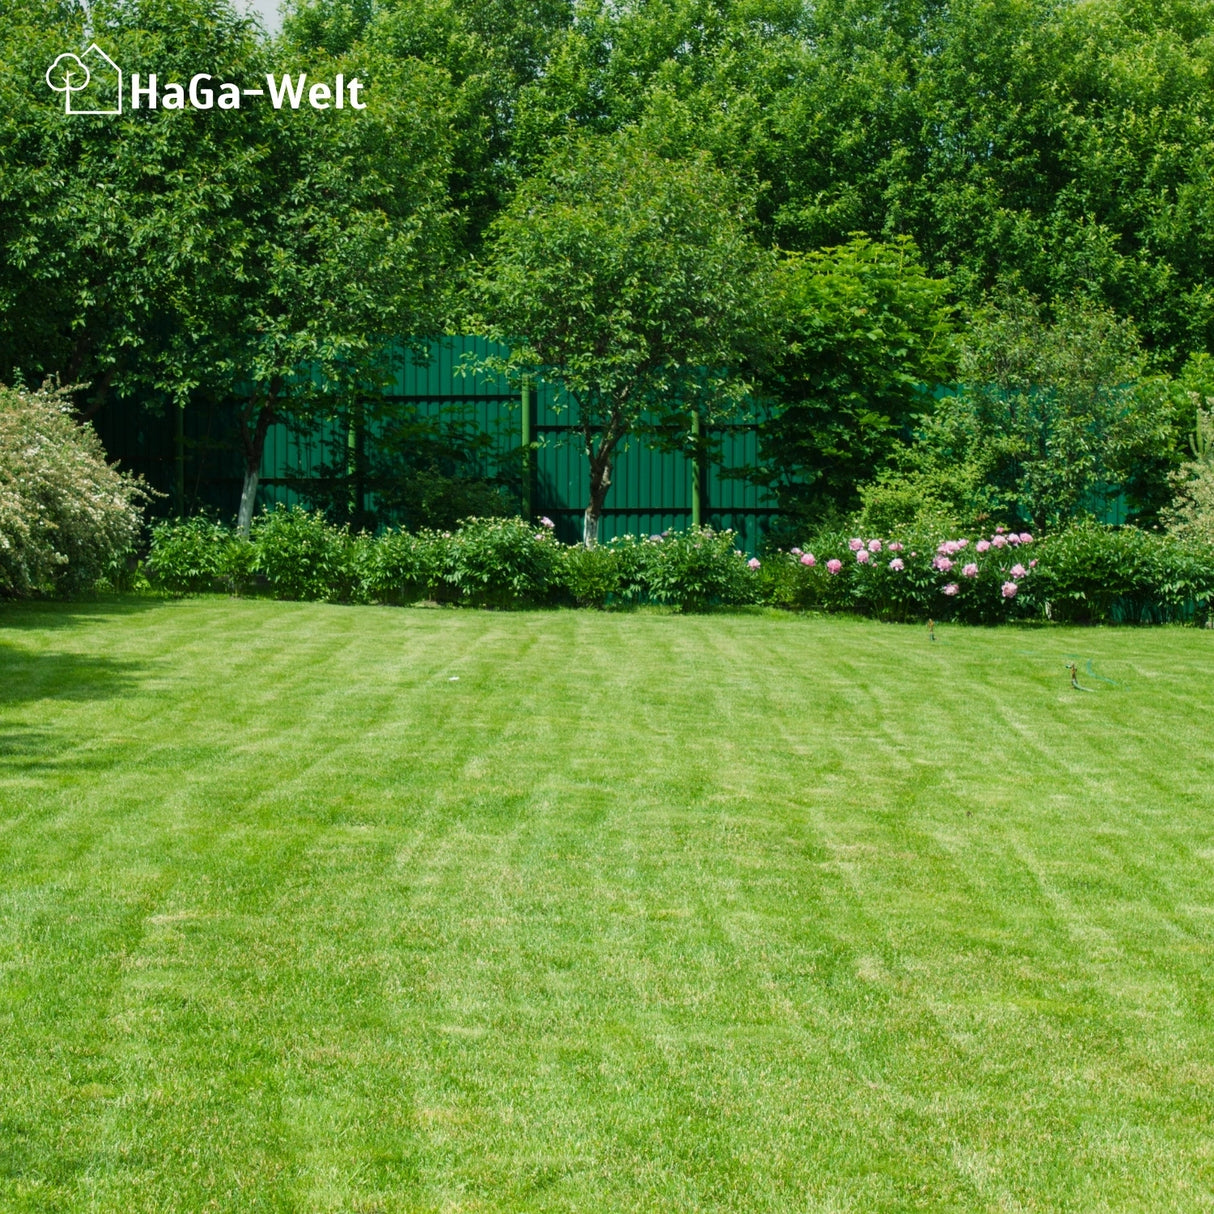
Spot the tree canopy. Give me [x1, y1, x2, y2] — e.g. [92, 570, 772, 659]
[470, 129, 771, 544]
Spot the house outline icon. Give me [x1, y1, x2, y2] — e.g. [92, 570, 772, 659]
[52, 43, 122, 115]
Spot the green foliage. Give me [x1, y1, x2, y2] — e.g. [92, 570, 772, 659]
[289, 407, 516, 533]
[358, 527, 440, 604]
[640, 527, 756, 612]
[444, 516, 562, 608]
[1028, 524, 1214, 625]
[0, 0, 458, 531]
[761, 524, 1214, 625]
[146, 516, 237, 595]
[561, 544, 624, 609]
[754, 236, 955, 529]
[470, 128, 772, 543]
[0, 383, 147, 597]
[884, 293, 1182, 534]
[1163, 393, 1214, 547]
[854, 463, 996, 536]
[252, 506, 362, 603]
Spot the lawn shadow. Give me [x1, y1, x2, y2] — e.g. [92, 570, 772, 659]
[0, 594, 169, 632]
[0, 645, 146, 706]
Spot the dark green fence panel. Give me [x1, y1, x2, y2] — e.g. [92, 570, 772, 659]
[92, 336, 780, 552]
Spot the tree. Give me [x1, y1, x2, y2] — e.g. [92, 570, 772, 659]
[470, 130, 771, 545]
[1, 0, 457, 530]
[903, 292, 1181, 533]
[752, 235, 955, 531]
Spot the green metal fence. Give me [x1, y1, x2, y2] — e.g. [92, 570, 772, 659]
[92, 337, 780, 551]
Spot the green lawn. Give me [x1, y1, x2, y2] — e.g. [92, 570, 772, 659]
[1, 598, 1212, 1212]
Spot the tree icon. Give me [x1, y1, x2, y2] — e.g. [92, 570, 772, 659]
[45, 45, 122, 115]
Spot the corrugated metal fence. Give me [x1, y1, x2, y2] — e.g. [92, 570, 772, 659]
[92, 337, 779, 551]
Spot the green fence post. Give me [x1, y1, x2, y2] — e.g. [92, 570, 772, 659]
[690, 412, 703, 528]
[521, 376, 534, 520]
[347, 401, 364, 521]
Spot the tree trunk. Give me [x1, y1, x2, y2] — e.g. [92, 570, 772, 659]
[237, 465, 260, 536]
[236, 394, 279, 535]
[583, 451, 613, 548]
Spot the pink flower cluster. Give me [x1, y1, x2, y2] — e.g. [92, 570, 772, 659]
[826, 558, 843, 574]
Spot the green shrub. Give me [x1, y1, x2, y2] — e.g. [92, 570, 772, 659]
[253, 505, 360, 602]
[562, 543, 623, 608]
[359, 528, 429, 604]
[445, 516, 561, 607]
[1028, 524, 1214, 624]
[146, 516, 233, 593]
[0, 383, 147, 596]
[641, 527, 756, 612]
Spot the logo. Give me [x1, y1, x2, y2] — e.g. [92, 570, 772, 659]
[46, 44, 122, 115]
[46, 46, 366, 114]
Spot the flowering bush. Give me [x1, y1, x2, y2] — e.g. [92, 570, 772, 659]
[760, 527, 1040, 622]
[639, 526, 756, 612]
[141, 511, 1214, 624]
[0, 384, 148, 596]
[444, 516, 563, 607]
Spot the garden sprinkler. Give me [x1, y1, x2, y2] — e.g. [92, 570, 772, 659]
[1067, 661, 1079, 689]
[928, 618, 936, 642]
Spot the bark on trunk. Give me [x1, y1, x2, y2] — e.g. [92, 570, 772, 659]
[236, 394, 279, 535]
[237, 466, 260, 535]
[583, 451, 613, 548]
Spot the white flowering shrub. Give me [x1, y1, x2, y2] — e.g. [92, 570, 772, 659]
[0, 384, 148, 597]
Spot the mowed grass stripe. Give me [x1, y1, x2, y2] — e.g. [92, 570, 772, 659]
[0, 598, 1212, 1211]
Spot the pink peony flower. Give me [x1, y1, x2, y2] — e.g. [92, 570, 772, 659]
[800, 553, 815, 566]
[1002, 581, 1018, 598]
[1019, 532, 1033, 544]
[826, 558, 843, 574]
[976, 539, 991, 553]
[748, 557, 761, 570]
[1011, 563, 1027, 578]
[1007, 533, 1021, 545]
[962, 562, 978, 578]
[888, 541, 904, 552]
[991, 534, 1007, 548]
[889, 557, 904, 571]
[942, 583, 959, 596]
[649, 534, 663, 542]
[933, 556, 954, 572]
[995, 525, 1007, 533]
[856, 549, 870, 564]
[868, 538, 882, 553]
[540, 516, 555, 529]
[791, 547, 802, 556]
[849, 537, 864, 551]
[957, 538, 969, 549]
[1029, 558, 1038, 568]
